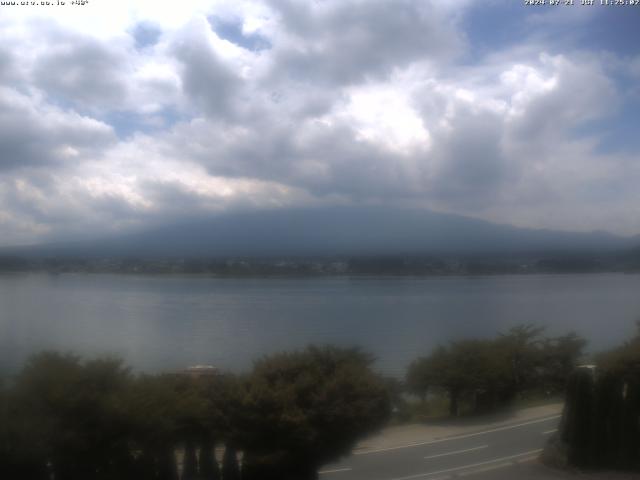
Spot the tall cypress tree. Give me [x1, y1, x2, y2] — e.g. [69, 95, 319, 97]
[199, 438, 220, 480]
[222, 445, 240, 480]
[564, 368, 594, 468]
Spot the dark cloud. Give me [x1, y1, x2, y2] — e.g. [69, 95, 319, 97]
[32, 33, 129, 111]
[0, 48, 17, 84]
[510, 58, 616, 147]
[158, 49, 618, 214]
[143, 179, 214, 213]
[164, 117, 422, 200]
[428, 109, 510, 210]
[0, 89, 115, 171]
[267, 0, 462, 85]
[1, 1, 639, 245]
[171, 21, 241, 119]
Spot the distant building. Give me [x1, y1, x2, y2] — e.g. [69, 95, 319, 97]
[182, 365, 220, 379]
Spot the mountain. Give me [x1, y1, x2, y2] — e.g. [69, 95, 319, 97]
[3, 206, 638, 260]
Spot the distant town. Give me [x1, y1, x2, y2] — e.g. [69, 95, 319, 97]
[1, 252, 639, 276]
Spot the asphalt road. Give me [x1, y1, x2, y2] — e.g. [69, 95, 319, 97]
[318, 415, 562, 480]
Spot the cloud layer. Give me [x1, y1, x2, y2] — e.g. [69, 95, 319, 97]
[1, 0, 639, 246]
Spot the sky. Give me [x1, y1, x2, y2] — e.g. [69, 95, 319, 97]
[0, 0, 639, 246]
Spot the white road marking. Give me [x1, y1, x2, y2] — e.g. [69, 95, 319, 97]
[318, 467, 353, 475]
[457, 461, 512, 477]
[516, 455, 540, 464]
[388, 449, 542, 480]
[354, 415, 560, 455]
[457, 454, 538, 477]
[424, 445, 488, 460]
[542, 429, 557, 435]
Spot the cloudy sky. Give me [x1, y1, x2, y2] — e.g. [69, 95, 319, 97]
[0, 0, 639, 246]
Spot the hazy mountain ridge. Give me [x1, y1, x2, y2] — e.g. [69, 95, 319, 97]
[3, 206, 638, 260]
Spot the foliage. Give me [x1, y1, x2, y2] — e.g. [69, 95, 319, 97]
[4, 352, 134, 480]
[558, 324, 640, 472]
[497, 324, 545, 395]
[407, 340, 512, 416]
[596, 321, 640, 376]
[221, 445, 240, 480]
[539, 332, 587, 395]
[0, 346, 390, 480]
[407, 325, 586, 417]
[238, 346, 391, 479]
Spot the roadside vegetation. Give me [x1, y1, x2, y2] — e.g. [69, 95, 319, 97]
[2, 324, 638, 478]
[404, 325, 585, 418]
[550, 323, 640, 473]
[0, 346, 390, 480]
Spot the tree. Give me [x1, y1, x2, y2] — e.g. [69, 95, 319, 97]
[221, 445, 240, 480]
[563, 367, 596, 467]
[407, 340, 513, 416]
[190, 372, 245, 480]
[2, 373, 44, 480]
[406, 355, 437, 401]
[237, 346, 390, 480]
[408, 326, 588, 416]
[540, 332, 587, 395]
[125, 374, 183, 480]
[557, 324, 639, 472]
[497, 324, 546, 398]
[10, 352, 134, 480]
[597, 321, 640, 375]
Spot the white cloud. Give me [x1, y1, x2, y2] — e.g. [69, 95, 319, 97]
[338, 84, 431, 153]
[0, 86, 115, 171]
[0, 0, 639, 245]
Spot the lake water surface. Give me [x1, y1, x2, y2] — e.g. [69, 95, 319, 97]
[1, 273, 639, 377]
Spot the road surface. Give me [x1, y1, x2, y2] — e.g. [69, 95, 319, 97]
[318, 414, 562, 480]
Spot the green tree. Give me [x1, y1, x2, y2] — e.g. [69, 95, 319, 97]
[497, 324, 546, 398]
[540, 332, 587, 395]
[11, 352, 134, 480]
[407, 340, 512, 416]
[406, 355, 437, 402]
[238, 346, 390, 480]
[221, 445, 240, 480]
[125, 374, 182, 480]
[597, 321, 640, 375]
[557, 324, 639, 472]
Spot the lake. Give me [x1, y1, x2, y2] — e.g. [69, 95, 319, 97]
[1, 273, 639, 377]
